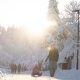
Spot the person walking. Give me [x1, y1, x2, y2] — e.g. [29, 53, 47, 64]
[18, 64, 21, 73]
[45, 45, 59, 77]
[14, 64, 17, 73]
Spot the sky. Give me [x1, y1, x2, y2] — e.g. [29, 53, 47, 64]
[0, 0, 49, 27]
[0, 0, 78, 28]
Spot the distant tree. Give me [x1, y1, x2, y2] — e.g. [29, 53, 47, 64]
[0, 26, 6, 36]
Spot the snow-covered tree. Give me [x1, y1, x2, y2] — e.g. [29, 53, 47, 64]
[62, 0, 80, 50]
[58, 1, 80, 69]
[42, 0, 69, 53]
[48, 0, 59, 20]
[64, 1, 80, 37]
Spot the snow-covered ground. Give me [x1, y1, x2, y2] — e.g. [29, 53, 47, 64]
[0, 68, 80, 80]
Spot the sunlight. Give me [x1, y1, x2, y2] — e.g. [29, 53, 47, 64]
[47, 46, 51, 51]
[26, 18, 53, 37]
[0, 0, 50, 37]
[0, 0, 58, 39]
[24, 0, 49, 37]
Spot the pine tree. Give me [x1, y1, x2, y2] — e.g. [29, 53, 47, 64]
[48, 0, 59, 21]
[41, 0, 62, 50]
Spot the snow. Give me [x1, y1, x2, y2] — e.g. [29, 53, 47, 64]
[0, 68, 80, 80]
[57, 36, 75, 63]
[0, 0, 79, 80]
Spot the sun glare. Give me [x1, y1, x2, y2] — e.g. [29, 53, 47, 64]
[26, 18, 52, 37]
[0, 0, 58, 39]
[24, 0, 49, 37]
[0, 0, 50, 37]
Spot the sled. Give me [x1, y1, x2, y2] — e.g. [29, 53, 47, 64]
[31, 64, 42, 77]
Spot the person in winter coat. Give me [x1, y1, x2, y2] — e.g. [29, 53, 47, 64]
[45, 45, 59, 77]
[18, 64, 21, 73]
[10, 63, 17, 73]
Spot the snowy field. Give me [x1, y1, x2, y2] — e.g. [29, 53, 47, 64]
[0, 69, 80, 80]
